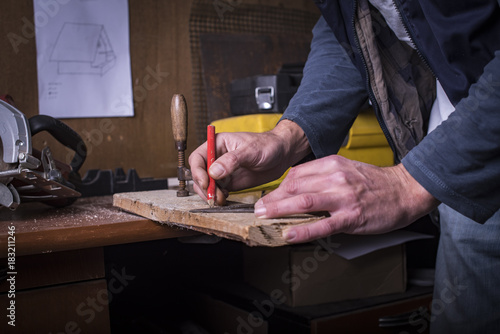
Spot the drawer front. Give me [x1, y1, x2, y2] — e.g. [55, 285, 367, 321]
[1, 279, 110, 334]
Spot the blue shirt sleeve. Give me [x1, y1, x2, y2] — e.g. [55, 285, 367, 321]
[281, 16, 368, 159]
[403, 50, 500, 223]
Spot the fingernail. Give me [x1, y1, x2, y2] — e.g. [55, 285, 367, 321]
[209, 163, 225, 178]
[285, 230, 297, 242]
[254, 205, 267, 218]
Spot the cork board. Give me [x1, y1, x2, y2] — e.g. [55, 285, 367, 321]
[113, 190, 324, 247]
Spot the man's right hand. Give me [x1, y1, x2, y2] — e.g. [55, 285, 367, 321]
[188, 120, 311, 205]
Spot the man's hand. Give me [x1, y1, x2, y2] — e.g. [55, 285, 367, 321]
[188, 120, 311, 205]
[254, 155, 440, 243]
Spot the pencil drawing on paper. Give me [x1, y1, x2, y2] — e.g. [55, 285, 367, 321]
[50, 22, 116, 76]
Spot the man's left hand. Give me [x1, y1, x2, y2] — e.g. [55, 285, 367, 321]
[254, 155, 440, 243]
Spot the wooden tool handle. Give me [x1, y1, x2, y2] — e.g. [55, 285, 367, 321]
[170, 94, 188, 150]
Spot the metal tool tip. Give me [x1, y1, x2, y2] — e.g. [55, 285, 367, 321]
[207, 199, 215, 208]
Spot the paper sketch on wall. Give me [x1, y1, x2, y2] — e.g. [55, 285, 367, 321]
[50, 22, 116, 76]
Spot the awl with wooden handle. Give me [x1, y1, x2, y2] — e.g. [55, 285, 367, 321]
[170, 94, 191, 197]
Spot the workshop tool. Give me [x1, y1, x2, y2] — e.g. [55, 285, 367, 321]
[0, 98, 86, 209]
[189, 204, 332, 216]
[170, 94, 192, 197]
[206, 124, 216, 207]
[168, 94, 266, 212]
[169, 94, 258, 211]
[190, 202, 255, 213]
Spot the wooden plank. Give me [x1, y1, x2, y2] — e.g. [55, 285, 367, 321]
[113, 189, 324, 247]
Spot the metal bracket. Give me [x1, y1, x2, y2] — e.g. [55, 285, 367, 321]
[14, 169, 81, 199]
[255, 86, 275, 110]
[41, 146, 63, 182]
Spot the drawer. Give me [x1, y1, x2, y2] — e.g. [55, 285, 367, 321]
[0, 247, 104, 292]
[0, 279, 110, 333]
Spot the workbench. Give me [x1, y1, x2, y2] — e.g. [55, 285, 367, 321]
[0, 196, 195, 333]
[0, 196, 433, 334]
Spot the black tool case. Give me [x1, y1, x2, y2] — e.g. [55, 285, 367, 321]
[230, 63, 303, 115]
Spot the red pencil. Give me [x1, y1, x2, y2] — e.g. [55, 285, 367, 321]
[207, 125, 216, 207]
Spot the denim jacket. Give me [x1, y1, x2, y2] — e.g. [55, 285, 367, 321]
[282, 0, 500, 223]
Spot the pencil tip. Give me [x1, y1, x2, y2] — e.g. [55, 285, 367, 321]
[208, 199, 215, 208]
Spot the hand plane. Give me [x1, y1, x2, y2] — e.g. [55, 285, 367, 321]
[0, 97, 87, 210]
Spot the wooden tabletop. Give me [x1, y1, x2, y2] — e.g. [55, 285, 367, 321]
[0, 196, 197, 257]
